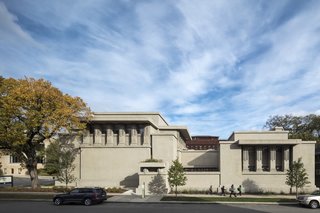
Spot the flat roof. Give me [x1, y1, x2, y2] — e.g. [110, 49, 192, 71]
[238, 139, 301, 145]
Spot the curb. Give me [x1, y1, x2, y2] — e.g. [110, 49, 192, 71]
[0, 198, 299, 206]
[106, 200, 298, 205]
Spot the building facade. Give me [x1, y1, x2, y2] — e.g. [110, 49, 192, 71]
[186, 136, 219, 150]
[0, 112, 317, 194]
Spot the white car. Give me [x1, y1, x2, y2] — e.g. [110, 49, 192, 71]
[297, 190, 320, 209]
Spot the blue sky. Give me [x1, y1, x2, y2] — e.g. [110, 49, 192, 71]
[1, 0, 320, 138]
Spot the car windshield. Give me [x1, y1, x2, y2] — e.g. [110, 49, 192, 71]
[311, 190, 320, 195]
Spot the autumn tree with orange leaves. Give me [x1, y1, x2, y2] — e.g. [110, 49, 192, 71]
[0, 77, 91, 189]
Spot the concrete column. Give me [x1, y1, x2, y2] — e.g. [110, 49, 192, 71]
[129, 125, 137, 145]
[82, 129, 90, 144]
[256, 147, 263, 172]
[143, 125, 150, 146]
[242, 147, 249, 172]
[283, 146, 290, 171]
[106, 125, 113, 145]
[94, 125, 102, 144]
[270, 146, 276, 172]
[117, 125, 125, 145]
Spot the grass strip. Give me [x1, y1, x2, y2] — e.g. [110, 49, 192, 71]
[161, 196, 296, 203]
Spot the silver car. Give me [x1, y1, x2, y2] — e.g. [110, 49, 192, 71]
[297, 190, 320, 209]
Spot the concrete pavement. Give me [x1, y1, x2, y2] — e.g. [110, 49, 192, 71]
[106, 193, 297, 204]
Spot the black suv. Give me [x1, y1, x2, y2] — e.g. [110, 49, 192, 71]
[53, 187, 107, 206]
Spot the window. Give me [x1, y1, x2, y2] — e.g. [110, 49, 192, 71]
[70, 189, 80, 194]
[262, 147, 270, 171]
[37, 156, 45, 164]
[10, 155, 19, 163]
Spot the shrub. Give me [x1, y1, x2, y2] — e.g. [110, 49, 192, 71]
[106, 187, 127, 193]
[143, 159, 162, 163]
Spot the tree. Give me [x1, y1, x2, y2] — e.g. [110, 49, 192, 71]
[167, 159, 187, 196]
[44, 137, 78, 187]
[285, 157, 310, 197]
[0, 162, 3, 176]
[265, 114, 320, 142]
[0, 77, 91, 188]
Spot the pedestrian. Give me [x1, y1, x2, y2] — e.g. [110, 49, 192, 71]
[229, 184, 237, 197]
[209, 185, 213, 195]
[221, 185, 226, 196]
[237, 185, 242, 196]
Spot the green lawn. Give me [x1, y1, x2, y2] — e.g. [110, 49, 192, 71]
[161, 196, 297, 203]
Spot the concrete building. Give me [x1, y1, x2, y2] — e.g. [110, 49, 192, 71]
[0, 112, 317, 194]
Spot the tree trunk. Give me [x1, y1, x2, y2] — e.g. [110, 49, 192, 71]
[175, 185, 177, 197]
[296, 186, 298, 198]
[27, 158, 39, 189]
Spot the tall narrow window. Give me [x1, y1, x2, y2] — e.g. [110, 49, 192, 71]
[248, 146, 256, 171]
[262, 147, 270, 171]
[276, 147, 283, 171]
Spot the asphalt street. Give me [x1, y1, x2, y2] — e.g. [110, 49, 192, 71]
[0, 201, 314, 213]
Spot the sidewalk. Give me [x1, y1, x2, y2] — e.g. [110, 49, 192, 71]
[107, 194, 163, 203]
[107, 193, 297, 204]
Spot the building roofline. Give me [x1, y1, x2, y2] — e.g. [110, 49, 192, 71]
[92, 112, 169, 126]
[159, 126, 192, 141]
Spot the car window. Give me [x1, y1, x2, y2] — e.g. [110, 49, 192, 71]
[94, 189, 103, 193]
[70, 189, 80, 194]
[80, 188, 93, 193]
[311, 191, 320, 195]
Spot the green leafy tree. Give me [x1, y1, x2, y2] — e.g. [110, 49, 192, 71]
[265, 114, 320, 142]
[0, 77, 91, 188]
[44, 137, 78, 187]
[168, 159, 187, 196]
[286, 157, 310, 197]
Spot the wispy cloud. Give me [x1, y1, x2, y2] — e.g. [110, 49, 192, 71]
[1, 0, 320, 138]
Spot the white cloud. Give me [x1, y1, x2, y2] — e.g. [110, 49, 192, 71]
[1, 0, 320, 138]
[0, 2, 35, 44]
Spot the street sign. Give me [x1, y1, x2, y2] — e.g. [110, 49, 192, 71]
[0, 175, 13, 187]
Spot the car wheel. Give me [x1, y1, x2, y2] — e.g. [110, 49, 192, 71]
[309, 200, 319, 209]
[84, 198, 92, 206]
[54, 198, 63, 206]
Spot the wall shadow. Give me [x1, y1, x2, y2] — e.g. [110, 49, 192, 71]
[120, 173, 139, 188]
[242, 178, 262, 193]
[148, 174, 168, 195]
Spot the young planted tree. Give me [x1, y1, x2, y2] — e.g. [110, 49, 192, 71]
[286, 157, 310, 197]
[168, 159, 187, 196]
[0, 77, 91, 188]
[45, 138, 78, 187]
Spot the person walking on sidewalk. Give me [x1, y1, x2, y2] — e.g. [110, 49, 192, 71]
[229, 184, 237, 197]
[209, 185, 213, 195]
[221, 185, 226, 196]
[237, 185, 242, 196]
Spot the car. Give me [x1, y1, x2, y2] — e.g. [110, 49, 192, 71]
[53, 187, 107, 206]
[297, 190, 320, 209]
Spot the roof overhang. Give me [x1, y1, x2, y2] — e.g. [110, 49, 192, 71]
[238, 139, 302, 145]
[159, 126, 192, 141]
